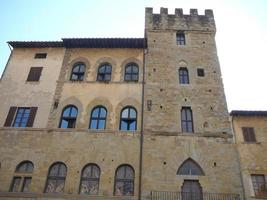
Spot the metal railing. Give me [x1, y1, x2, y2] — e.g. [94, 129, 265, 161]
[151, 191, 240, 200]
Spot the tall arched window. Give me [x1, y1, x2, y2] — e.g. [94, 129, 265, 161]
[45, 162, 67, 193]
[179, 67, 189, 84]
[177, 158, 204, 176]
[79, 164, 100, 195]
[70, 62, 85, 81]
[97, 63, 112, 81]
[89, 106, 107, 130]
[10, 161, 34, 192]
[114, 165, 134, 196]
[59, 105, 78, 128]
[181, 107, 194, 133]
[124, 63, 139, 81]
[120, 107, 137, 131]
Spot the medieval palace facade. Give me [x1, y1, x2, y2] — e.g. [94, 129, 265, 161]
[0, 7, 266, 200]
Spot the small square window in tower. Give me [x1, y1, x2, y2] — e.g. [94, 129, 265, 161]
[197, 68, 205, 77]
[176, 33, 185, 45]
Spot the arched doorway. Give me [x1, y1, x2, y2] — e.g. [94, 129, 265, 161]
[181, 180, 203, 200]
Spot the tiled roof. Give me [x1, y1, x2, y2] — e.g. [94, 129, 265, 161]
[8, 38, 146, 48]
[230, 110, 267, 117]
[8, 41, 63, 48]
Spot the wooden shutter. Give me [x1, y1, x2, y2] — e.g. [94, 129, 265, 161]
[27, 67, 43, 81]
[26, 107, 38, 127]
[4, 107, 17, 127]
[248, 127, 256, 142]
[242, 127, 249, 142]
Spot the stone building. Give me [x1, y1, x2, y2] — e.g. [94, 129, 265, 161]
[0, 7, 264, 200]
[230, 111, 267, 200]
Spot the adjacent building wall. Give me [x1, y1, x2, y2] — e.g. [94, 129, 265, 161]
[0, 48, 65, 128]
[231, 115, 267, 200]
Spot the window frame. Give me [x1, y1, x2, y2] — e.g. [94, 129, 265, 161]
[70, 62, 86, 81]
[124, 63, 139, 82]
[179, 68, 189, 84]
[89, 106, 107, 130]
[119, 106, 137, 131]
[12, 107, 31, 128]
[59, 105, 78, 128]
[44, 162, 67, 193]
[34, 53, 47, 59]
[177, 158, 204, 176]
[26, 67, 43, 82]
[10, 161, 34, 192]
[79, 163, 100, 195]
[251, 174, 267, 197]
[114, 164, 135, 196]
[97, 63, 112, 82]
[181, 107, 194, 133]
[242, 127, 256, 143]
[197, 68, 205, 77]
[176, 32, 186, 45]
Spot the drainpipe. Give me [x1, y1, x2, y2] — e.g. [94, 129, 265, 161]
[230, 116, 246, 200]
[138, 38, 146, 200]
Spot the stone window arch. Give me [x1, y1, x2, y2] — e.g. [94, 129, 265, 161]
[44, 162, 67, 193]
[79, 163, 100, 195]
[124, 63, 139, 81]
[10, 161, 34, 192]
[120, 106, 137, 131]
[70, 62, 86, 81]
[59, 105, 78, 128]
[177, 158, 204, 176]
[97, 63, 112, 82]
[114, 164, 134, 196]
[89, 106, 107, 130]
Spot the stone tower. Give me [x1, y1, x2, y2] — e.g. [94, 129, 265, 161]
[141, 8, 244, 199]
[144, 7, 230, 134]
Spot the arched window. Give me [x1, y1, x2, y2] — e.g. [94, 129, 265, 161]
[181, 107, 194, 133]
[124, 63, 139, 81]
[120, 107, 137, 131]
[97, 63, 112, 81]
[79, 164, 100, 195]
[10, 161, 34, 192]
[70, 62, 85, 81]
[59, 105, 78, 128]
[45, 162, 67, 193]
[179, 68, 189, 84]
[177, 158, 204, 176]
[89, 106, 107, 130]
[114, 165, 134, 196]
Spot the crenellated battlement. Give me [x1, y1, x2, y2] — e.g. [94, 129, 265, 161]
[145, 7, 216, 32]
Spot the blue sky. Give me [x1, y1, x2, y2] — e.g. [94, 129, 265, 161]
[1, 0, 267, 110]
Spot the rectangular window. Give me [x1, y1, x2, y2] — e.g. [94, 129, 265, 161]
[197, 68, 205, 77]
[181, 107, 194, 133]
[179, 68, 189, 84]
[4, 107, 38, 127]
[34, 53, 47, 59]
[251, 174, 267, 197]
[176, 33, 185, 45]
[242, 127, 256, 142]
[26, 67, 43, 82]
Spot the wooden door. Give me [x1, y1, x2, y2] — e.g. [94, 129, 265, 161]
[181, 180, 203, 200]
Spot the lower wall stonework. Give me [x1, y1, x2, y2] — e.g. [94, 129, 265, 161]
[0, 129, 244, 199]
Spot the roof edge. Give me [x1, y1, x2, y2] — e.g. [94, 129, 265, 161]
[230, 110, 267, 117]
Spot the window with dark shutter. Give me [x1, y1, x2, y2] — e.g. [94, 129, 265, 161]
[34, 53, 47, 59]
[242, 127, 256, 142]
[4, 107, 37, 127]
[27, 67, 43, 82]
